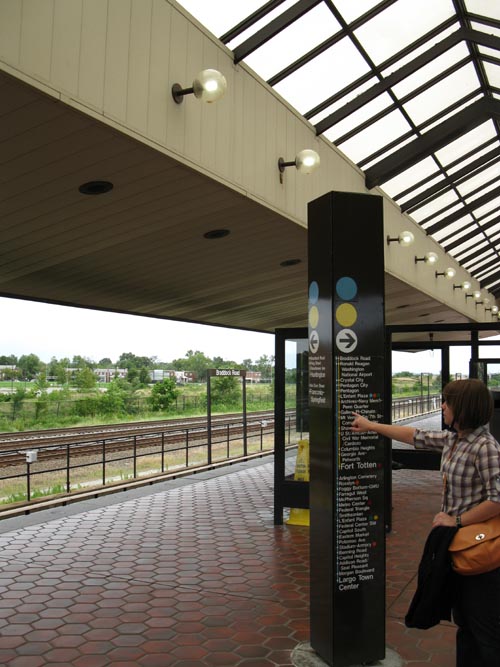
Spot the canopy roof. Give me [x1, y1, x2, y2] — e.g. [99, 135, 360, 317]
[181, 0, 500, 292]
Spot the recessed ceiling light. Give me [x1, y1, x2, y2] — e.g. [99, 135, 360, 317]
[280, 258, 301, 267]
[78, 181, 113, 195]
[203, 229, 230, 239]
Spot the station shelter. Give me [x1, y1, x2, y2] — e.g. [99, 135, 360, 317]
[0, 2, 499, 666]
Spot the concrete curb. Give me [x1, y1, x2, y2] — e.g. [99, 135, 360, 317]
[291, 643, 403, 667]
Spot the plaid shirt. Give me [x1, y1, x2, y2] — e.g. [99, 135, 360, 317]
[414, 426, 500, 515]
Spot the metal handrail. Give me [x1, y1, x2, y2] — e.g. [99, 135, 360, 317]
[0, 415, 288, 506]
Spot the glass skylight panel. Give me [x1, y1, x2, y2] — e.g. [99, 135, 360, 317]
[381, 157, 440, 200]
[465, 248, 495, 269]
[484, 62, 500, 89]
[391, 44, 471, 99]
[434, 120, 497, 165]
[244, 4, 340, 81]
[307, 76, 378, 125]
[176, 0, 268, 39]
[325, 92, 394, 144]
[479, 210, 500, 226]
[333, 0, 380, 24]
[274, 37, 371, 115]
[476, 265, 500, 282]
[380, 24, 459, 75]
[446, 140, 499, 175]
[435, 222, 476, 244]
[456, 164, 500, 198]
[423, 210, 474, 231]
[353, 0, 455, 66]
[472, 197, 500, 221]
[465, 0, 500, 16]
[409, 191, 461, 223]
[478, 45, 500, 60]
[482, 221, 500, 237]
[402, 66, 479, 127]
[452, 238, 488, 259]
[471, 20, 500, 38]
[335, 109, 411, 164]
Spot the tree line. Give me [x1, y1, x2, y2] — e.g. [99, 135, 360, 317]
[0, 350, 275, 384]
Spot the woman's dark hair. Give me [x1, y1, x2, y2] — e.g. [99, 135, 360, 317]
[442, 379, 493, 430]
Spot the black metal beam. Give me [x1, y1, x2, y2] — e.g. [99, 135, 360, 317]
[402, 148, 500, 214]
[387, 322, 500, 334]
[475, 255, 500, 278]
[481, 270, 500, 290]
[268, 0, 397, 88]
[219, 0, 286, 44]
[457, 244, 492, 267]
[365, 98, 500, 190]
[445, 215, 500, 252]
[232, 0, 322, 63]
[316, 29, 500, 136]
[305, 17, 455, 121]
[426, 181, 500, 236]
[444, 205, 500, 247]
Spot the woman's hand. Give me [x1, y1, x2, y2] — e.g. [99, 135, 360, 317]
[432, 511, 456, 527]
[351, 412, 373, 433]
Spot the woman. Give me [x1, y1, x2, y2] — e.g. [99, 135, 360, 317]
[351, 378, 500, 667]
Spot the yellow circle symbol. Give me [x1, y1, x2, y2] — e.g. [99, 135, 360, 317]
[309, 306, 319, 329]
[336, 303, 357, 327]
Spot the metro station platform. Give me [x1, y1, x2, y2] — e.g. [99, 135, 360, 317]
[0, 440, 454, 667]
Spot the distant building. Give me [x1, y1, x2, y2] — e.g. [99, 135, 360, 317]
[94, 368, 128, 382]
[149, 370, 195, 383]
[64, 368, 128, 382]
[246, 371, 262, 384]
[0, 365, 16, 380]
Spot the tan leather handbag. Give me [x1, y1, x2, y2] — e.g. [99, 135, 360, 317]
[449, 515, 500, 575]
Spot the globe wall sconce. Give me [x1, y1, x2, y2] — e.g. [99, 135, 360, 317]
[415, 252, 438, 265]
[465, 290, 482, 300]
[386, 231, 414, 246]
[172, 69, 227, 104]
[278, 149, 320, 183]
[475, 292, 487, 306]
[491, 306, 499, 315]
[435, 267, 456, 279]
[453, 281, 471, 291]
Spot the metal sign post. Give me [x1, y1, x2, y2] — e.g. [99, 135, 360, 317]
[207, 369, 248, 462]
[308, 191, 386, 667]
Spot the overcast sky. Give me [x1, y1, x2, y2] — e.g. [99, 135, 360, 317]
[2, 296, 498, 376]
[0, 297, 275, 364]
[2, 3, 498, 376]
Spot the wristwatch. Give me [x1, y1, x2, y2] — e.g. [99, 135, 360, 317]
[456, 515, 462, 528]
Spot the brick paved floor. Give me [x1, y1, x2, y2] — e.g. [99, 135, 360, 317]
[0, 448, 456, 666]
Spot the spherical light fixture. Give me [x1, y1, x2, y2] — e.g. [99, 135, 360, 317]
[172, 69, 227, 104]
[436, 267, 456, 279]
[415, 251, 438, 265]
[278, 149, 320, 182]
[453, 281, 472, 291]
[295, 149, 320, 174]
[387, 231, 414, 246]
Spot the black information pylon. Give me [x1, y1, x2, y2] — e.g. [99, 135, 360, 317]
[307, 191, 386, 667]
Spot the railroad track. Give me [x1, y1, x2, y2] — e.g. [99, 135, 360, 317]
[0, 410, 291, 467]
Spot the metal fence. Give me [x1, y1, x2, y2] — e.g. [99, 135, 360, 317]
[0, 391, 275, 422]
[0, 415, 289, 506]
[392, 393, 441, 420]
[0, 396, 441, 509]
